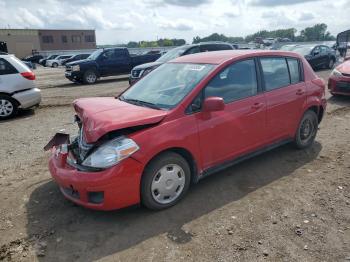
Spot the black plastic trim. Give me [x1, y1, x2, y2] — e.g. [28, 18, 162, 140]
[197, 138, 293, 182]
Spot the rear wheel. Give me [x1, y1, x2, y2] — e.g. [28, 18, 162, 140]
[0, 95, 18, 120]
[83, 70, 97, 84]
[141, 152, 191, 210]
[294, 110, 318, 149]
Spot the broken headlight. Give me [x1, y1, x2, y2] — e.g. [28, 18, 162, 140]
[82, 137, 139, 169]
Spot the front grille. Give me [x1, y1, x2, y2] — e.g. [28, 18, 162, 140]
[336, 81, 350, 93]
[131, 69, 143, 78]
[66, 65, 72, 72]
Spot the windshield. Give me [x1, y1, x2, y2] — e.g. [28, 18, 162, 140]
[156, 46, 189, 63]
[121, 63, 214, 109]
[88, 49, 103, 60]
[292, 46, 314, 56]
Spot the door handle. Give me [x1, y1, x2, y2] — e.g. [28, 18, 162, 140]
[296, 89, 305, 95]
[251, 102, 264, 110]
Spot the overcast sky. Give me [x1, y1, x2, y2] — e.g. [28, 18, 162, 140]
[0, 0, 349, 44]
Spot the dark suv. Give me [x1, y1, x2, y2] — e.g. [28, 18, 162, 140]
[129, 42, 235, 84]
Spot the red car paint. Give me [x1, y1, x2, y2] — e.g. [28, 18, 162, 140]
[49, 50, 326, 210]
[73, 97, 168, 143]
[328, 60, 350, 96]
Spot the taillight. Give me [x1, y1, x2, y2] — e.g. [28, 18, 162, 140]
[311, 78, 325, 88]
[20, 71, 36, 80]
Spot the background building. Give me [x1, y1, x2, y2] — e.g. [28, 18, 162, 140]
[0, 29, 96, 58]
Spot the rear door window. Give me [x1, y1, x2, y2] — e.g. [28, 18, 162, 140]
[0, 58, 18, 75]
[200, 44, 220, 52]
[184, 46, 200, 55]
[260, 57, 290, 91]
[217, 44, 233, 50]
[114, 49, 128, 61]
[287, 58, 301, 84]
[204, 59, 258, 103]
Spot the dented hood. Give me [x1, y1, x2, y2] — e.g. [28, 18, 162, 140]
[73, 97, 168, 143]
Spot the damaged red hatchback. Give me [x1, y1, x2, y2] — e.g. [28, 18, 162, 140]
[48, 50, 326, 211]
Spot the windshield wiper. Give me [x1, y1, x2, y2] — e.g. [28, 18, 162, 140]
[119, 96, 162, 110]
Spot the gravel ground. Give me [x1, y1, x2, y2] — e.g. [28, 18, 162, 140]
[0, 66, 349, 262]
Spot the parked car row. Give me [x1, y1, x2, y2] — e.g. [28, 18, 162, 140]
[40, 53, 91, 68]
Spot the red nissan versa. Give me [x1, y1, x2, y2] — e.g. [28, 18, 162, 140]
[47, 50, 327, 211]
[328, 59, 350, 96]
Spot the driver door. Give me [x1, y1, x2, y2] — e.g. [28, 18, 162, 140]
[310, 46, 322, 68]
[194, 59, 267, 170]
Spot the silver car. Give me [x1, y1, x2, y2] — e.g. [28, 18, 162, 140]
[0, 53, 41, 119]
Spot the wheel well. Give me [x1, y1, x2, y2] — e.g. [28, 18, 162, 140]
[308, 105, 323, 123]
[0, 92, 20, 106]
[145, 148, 199, 184]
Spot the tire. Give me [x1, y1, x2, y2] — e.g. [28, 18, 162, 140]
[0, 94, 18, 120]
[294, 110, 318, 149]
[52, 63, 58, 68]
[83, 70, 97, 84]
[327, 58, 335, 69]
[141, 152, 191, 210]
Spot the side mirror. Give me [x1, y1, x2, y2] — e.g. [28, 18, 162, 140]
[203, 97, 225, 112]
[313, 51, 320, 56]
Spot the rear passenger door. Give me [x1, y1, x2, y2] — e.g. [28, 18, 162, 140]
[259, 57, 306, 142]
[114, 49, 132, 74]
[195, 59, 267, 169]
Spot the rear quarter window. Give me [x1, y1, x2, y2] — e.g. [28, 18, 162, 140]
[287, 58, 302, 84]
[0, 58, 18, 75]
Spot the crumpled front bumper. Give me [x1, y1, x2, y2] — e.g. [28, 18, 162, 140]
[49, 149, 144, 211]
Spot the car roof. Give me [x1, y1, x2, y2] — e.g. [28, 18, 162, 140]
[171, 50, 303, 65]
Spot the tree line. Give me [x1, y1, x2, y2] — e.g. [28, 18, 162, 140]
[125, 38, 186, 48]
[104, 23, 336, 48]
[194, 24, 335, 44]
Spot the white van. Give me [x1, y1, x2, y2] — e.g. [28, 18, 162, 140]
[0, 52, 41, 119]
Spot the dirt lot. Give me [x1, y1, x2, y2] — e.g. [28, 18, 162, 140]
[0, 66, 349, 262]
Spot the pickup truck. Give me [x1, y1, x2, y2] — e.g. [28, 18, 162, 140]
[65, 48, 161, 84]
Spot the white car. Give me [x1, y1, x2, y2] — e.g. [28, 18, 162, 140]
[0, 52, 41, 119]
[46, 55, 73, 68]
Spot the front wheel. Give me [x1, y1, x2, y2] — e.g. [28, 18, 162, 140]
[52, 63, 58, 68]
[0, 95, 18, 120]
[83, 70, 97, 84]
[327, 58, 335, 69]
[294, 110, 318, 149]
[141, 152, 191, 210]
